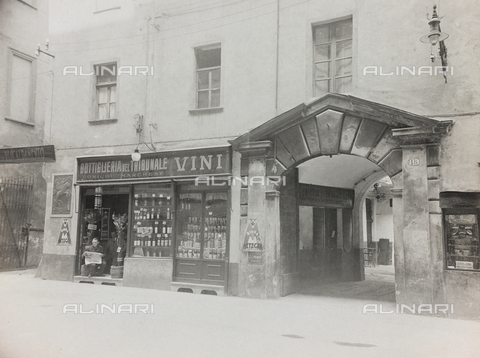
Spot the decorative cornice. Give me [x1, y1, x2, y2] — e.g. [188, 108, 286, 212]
[391, 120, 453, 145]
[236, 141, 272, 157]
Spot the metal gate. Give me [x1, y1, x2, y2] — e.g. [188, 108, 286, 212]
[0, 177, 34, 271]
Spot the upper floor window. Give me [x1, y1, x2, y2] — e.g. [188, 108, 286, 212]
[6, 49, 36, 124]
[313, 19, 352, 96]
[195, 45, 221, 109]
[95, 63, 117, 120]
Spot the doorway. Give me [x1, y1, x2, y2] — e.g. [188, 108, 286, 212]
[77, 186, 130, 275]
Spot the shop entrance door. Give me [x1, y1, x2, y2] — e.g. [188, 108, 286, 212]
[77, 187, 130, 275]
[174, 191, 228, 285]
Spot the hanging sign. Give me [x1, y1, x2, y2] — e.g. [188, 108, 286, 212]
[243, 219, 263, 252]
[57, 219, 72, 245]
[0, 145, 55, 164]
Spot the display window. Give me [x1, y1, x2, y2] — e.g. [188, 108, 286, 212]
[131, 183, 173, 258]
[444, 209, 480, 271]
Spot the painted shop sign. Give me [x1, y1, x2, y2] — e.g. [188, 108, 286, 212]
[77, 147, 231, 182]
[299, 183, 354, 208]
[0, 145, 55, 163]
[243, 219, 263, 252]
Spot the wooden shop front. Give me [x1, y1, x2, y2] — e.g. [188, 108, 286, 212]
[75, 146, 232, 292]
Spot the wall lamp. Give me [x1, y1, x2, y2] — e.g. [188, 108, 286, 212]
[131, 114, 157, 162]
[420, 5, 449, 82]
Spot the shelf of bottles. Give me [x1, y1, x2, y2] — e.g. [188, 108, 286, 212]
[445, 213, 479, 271]
[132, 185, 173, 258]
[176, 192, 228, 260]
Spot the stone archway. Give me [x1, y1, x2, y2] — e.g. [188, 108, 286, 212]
[231, 93, 452, 300]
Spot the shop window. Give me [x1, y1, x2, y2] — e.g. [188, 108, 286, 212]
[195, 45, 221, 109]
[313, 18, 352, 96]
[6, 49, 36, 124]
[444, 209, 480, 271]
[131, 184, 173, 258]
[94, 63, 117, 120]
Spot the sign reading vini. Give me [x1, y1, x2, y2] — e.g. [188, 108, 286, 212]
[77, 147, 231, 182]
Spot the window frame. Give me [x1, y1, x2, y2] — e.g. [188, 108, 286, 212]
[5, 48, 36, 125]
[91, 62, 118, 123]
[194, 44, 222, 110]
[312, 18, 353, 96]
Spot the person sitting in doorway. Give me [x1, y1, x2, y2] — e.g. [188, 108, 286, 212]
[82, 237, 106, 278]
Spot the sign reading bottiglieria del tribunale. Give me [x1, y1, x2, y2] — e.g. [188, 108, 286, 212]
[76, 147, 231, 182]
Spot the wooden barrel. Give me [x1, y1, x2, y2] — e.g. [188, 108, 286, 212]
[110, 265, 124, 279]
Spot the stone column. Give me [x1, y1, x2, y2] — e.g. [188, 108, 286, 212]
[401, 144, 433, 304]
[392, 123, 452, 307]
[237, 141, 281, 299]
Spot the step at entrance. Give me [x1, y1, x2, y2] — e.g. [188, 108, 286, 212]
[74, 275, 123, 286]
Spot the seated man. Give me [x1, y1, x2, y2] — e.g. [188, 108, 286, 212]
[82, 238, 106, 277]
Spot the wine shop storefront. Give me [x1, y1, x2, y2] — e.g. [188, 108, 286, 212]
[39, 145, 234, 295]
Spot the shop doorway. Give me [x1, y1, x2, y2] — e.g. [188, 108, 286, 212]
[77, 186, 130, 275]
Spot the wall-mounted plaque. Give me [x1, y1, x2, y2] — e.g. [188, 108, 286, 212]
[51, 174, 73, 217]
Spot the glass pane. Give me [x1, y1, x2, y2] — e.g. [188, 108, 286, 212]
[197, 71, 209, 90]
[197, 91, 209, 109]
[335, 21, 352, 40]
[314, 80, 329, 96]
[98, 104, 108, 119]
[336, 39, 352, 58]
[211, 89, 220, 107]
[110, 85, 116, 102]
[10, 55, 32, 121]
[211, 69, 221, 88]
[315, 44, 331, 62]
[196, 47, 221, 69]
[176, 193, 203, 259]
[335, 58, 352, 77]
[202, 193, 227, 260]
[109, 103, 116, 118]
[96, 64, 116, 83]
[314, 25, 330, 44]
[314, 62, 330, 79]
[334, 76, 352, 93]
[97, 87, 108, 104]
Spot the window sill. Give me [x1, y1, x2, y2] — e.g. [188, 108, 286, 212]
[88, 118, 118, 125]
[5, 116, 35, 127]
[188, 107, 224, 115]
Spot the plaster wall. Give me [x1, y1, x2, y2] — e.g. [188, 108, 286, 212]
[48, 0, 480, 153]
[0, 0, 51, 267]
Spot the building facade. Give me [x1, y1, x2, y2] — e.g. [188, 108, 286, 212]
[0, 0, 52, 270]
[39, 0, 480, 318]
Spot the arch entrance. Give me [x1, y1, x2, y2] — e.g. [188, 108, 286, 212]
[231, 93, 452, 301]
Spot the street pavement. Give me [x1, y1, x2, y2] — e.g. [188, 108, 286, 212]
[1, 268, 479, 358]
